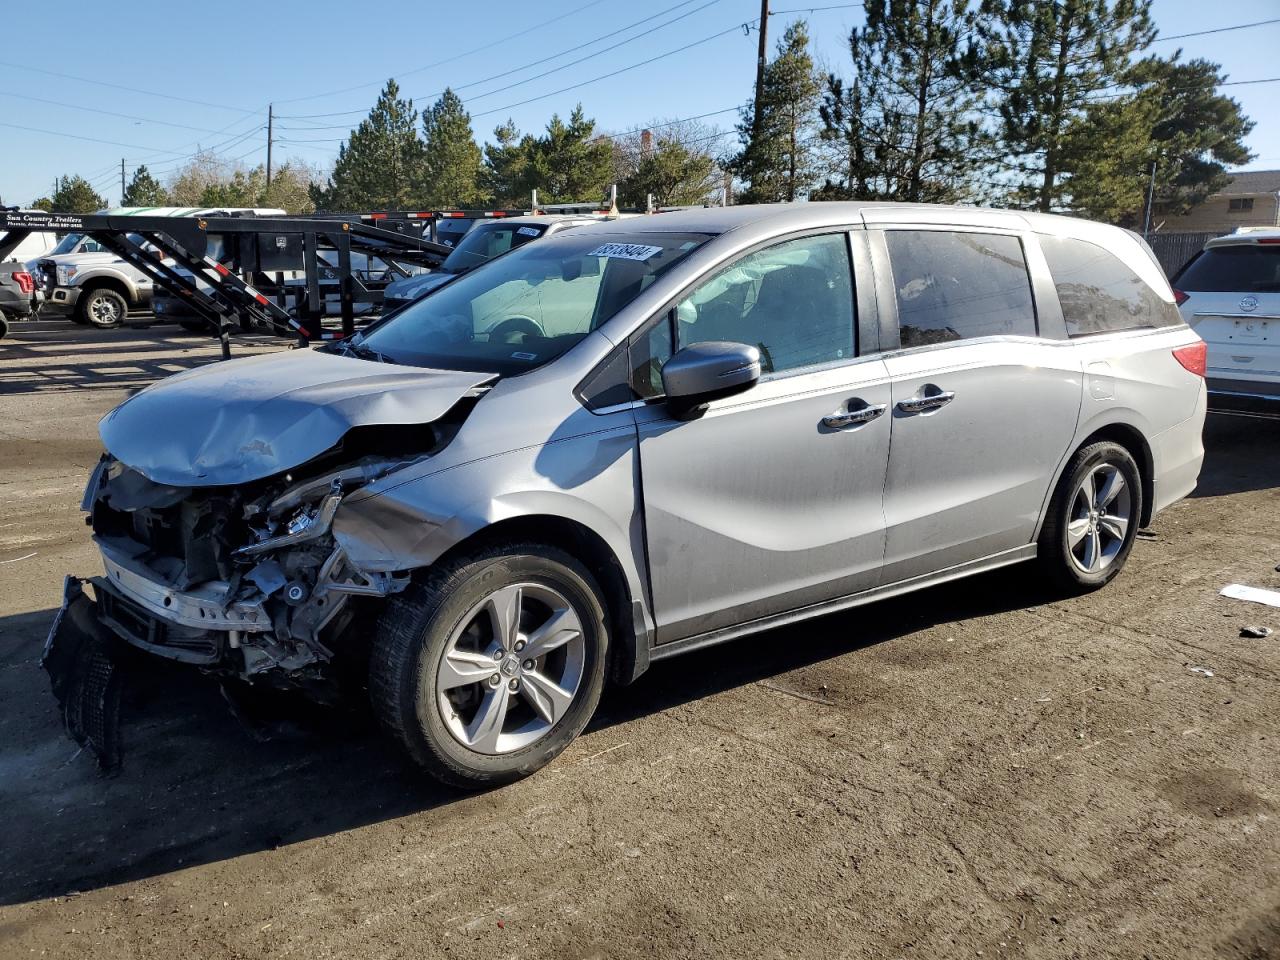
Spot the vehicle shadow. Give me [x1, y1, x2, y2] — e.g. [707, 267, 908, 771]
[1189, 412, 1280, 499]
[0, 567, 1048, 907]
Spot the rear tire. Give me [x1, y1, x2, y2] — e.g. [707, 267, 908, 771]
[369, 543, 609, 788]
[1037, 441, 1143, 593]
[77, 287, 128, 329]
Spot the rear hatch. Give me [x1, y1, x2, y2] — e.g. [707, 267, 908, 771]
[1174, 238, 1280, 391]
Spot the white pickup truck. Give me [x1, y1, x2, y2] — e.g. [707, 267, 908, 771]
[35, 206, 283, 328]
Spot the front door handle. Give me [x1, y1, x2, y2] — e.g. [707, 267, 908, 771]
[822, 402, 886, 429]
[897, 388, 956, 414]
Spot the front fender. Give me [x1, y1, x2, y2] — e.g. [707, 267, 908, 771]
[331, 424, 649, 621]
[75, 270, 140, 302]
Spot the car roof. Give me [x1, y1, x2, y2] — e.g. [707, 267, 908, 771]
[561, 201, 1104, 236]
[482, 214, 612, 227]
[1205, 228, 1280, 248]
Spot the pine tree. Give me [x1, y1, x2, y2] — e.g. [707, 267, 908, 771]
[49, 175, 107, 213]
[733, 21, 822, 203]
[417, 89, 483, 208]
[481, 120, 536, 206]
[312, 79, 425, 211]
[819, 0, 987, 202]
[1064, 55, 1254, 226]
[979, 0, 1155, 211]
[122, 165, 169, 206]
[525, 106, 614, 204]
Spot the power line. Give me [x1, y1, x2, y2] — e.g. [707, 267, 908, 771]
[0, 90, 233, 135]
[273, 0, 614, 108]
[0, 59, 258, 114]
[277, 0, 723, 125]
[1156, 17, 1280, 42]
[472, 20, 752, 120]
[0, 120, 198, 155]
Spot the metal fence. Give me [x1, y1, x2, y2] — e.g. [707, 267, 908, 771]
[1145, 231, 1216, 278]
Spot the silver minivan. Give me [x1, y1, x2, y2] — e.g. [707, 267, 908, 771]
[51, 203, 1207, 786]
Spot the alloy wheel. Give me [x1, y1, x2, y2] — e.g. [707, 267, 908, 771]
[436, 582, 585, 755]
[1067, 462, 1132, 574]
[89, 295, 121, 325]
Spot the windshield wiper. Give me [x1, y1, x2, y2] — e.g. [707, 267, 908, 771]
[341, 339, 395, 364]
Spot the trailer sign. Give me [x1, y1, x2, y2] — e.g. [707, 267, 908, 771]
[2, 211, 85, 230]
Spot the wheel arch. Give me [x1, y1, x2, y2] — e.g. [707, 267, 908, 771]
[77, 274, 136, 305]
[1042, 421, 1155, 531]
[424, 513, 649, 686]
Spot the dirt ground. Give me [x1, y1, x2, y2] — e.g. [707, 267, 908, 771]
[2, 324, 1279, 960]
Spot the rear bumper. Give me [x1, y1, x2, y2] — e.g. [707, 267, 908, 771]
[1206, 376, 1280, 417]
[1151, 382, 1207, 516]
[0, 287, 34, 318]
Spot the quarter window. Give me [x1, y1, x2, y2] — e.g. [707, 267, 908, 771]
[674, 233, 855, 374]
[884, 231, 1036, 347]
[1229, 197, 1255, 213]
[1039, 234, 1180, 336]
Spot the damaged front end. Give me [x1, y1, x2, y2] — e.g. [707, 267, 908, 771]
[79, 450, 415, 687]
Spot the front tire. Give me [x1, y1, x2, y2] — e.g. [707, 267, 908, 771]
[1038, 441, 1143, 593]
[77, 287, 128, 329]
[369, 544, 609, 787]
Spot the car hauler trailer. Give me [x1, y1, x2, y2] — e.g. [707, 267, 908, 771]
[0, 209, 455, 358]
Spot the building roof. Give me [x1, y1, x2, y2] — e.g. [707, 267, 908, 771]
[1219, 170, 1280, 196]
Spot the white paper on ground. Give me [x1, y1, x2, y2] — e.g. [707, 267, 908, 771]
[1220, 583, 1280, 608]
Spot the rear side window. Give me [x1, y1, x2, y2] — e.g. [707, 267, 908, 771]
[884, 231, 1035, 347]
[1040, 234, 1180, 336]
[1174, 244, 1280, 293]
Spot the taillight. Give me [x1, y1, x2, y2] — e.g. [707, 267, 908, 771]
[12, 271, 34, 294]
[1173, 341, 1206, 378]
[1172, 288, 1189, 306]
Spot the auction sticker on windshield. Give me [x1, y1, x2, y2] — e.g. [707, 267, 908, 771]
[517, 226, 540, 237]
[589, 243, 664, 261]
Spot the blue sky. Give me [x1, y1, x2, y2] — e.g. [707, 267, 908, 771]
[1, 0, 1276, 206]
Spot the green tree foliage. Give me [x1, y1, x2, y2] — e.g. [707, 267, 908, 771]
[481, 120, 536, 206]
[30, 197, 53, 212]
[198, 168, 265, 208]
[418, 89, 483, 207]
[167, 150, 227, 206]
[480, 107, 613, 206]
[733, 21, 822, 203]
[121, 165, 169, 206]
[979, 0, 1155, 211]
[49, 175, 107, 213]
[818, 0, 987, 202]
[311, 79, 425, 211]
[614, 121, 723, 207]
[262, 161, 321, 214]
[525, 106, 614, 204]
[1064, 55, 1254, 226]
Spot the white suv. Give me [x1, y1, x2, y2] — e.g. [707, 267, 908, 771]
[1173, 229, 1280, 414]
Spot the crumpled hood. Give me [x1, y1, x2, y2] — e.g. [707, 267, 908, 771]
[100, 348, 493, 486]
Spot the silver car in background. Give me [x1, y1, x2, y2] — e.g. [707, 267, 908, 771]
[53, 203, 1206, 786]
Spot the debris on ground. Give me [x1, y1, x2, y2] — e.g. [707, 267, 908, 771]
[40, 577, 124, 773]
[1188, 666, 1216, 678]
[1240, 625, 1273, 638]
[1220, 583, 1280, 608]
[1136, 530, 1159, 541]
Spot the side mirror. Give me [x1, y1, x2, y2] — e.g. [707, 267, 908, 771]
[661, 341, 761, 417]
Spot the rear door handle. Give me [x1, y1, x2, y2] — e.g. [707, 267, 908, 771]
[897, 389, 955, 414]
[822, 402, 886, 429]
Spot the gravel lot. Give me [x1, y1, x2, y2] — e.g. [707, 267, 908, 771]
[2, 324, 1278, 959]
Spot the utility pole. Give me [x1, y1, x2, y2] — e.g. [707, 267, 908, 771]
[1142, 160, 1157, 239]
[120, 158, 126, 204]
[266, 103, 274, 190]
[752, 0, 769, 135]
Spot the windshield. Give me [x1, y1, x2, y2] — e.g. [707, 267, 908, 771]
[358, 231, 709, 375]
[434, 219, 474, 248]
[51, 233, 83, 255]
[441, 222, 548, 273]
[1176, 244, 1280, 293]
